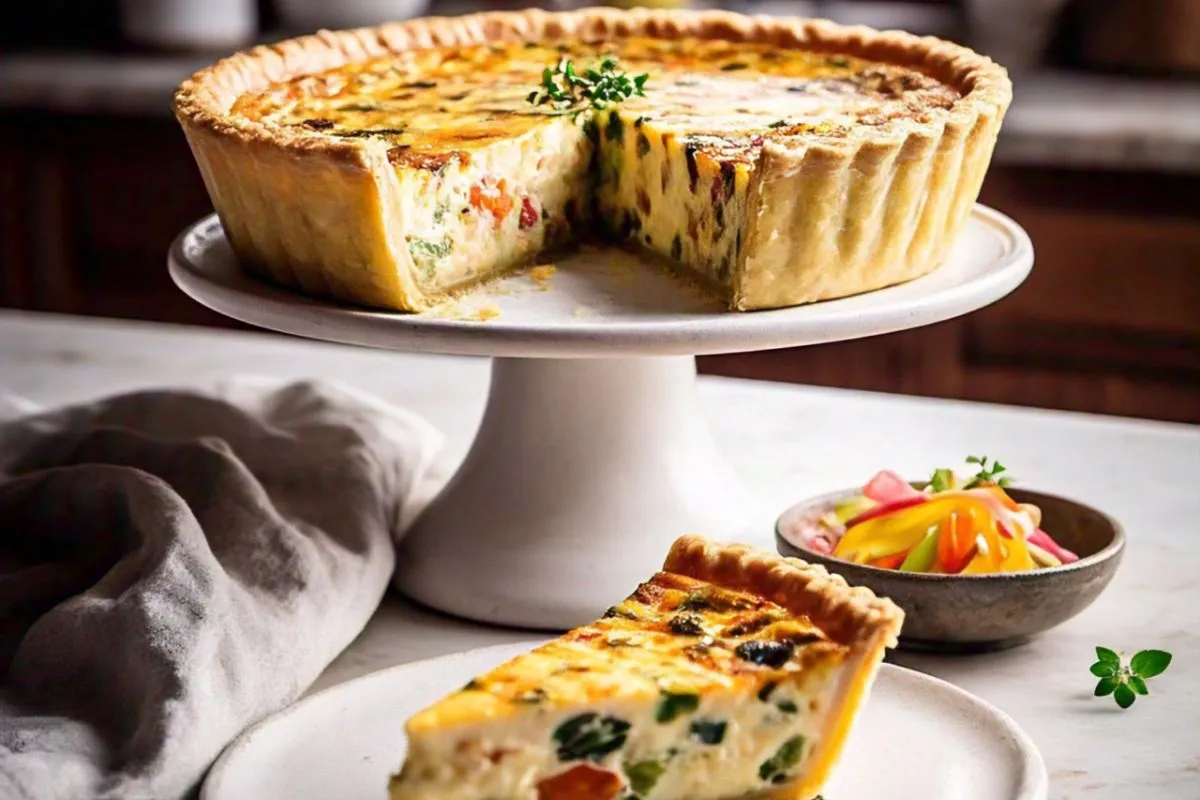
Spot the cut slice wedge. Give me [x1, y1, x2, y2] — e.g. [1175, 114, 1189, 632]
[388, 535, 904, 800]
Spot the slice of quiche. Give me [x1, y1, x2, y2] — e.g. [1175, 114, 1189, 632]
[389, 535, 904, 800]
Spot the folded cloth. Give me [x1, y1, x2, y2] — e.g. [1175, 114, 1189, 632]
[0, 379, 443, 800]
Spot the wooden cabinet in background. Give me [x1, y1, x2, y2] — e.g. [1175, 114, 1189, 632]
[2, 111, 1198, 423]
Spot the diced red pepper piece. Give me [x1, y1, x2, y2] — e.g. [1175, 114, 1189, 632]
[537, 764, 623, 800]
[862, 470, 924, 504]
[470, 177, 514, 225]
[519, 196, 539, 230]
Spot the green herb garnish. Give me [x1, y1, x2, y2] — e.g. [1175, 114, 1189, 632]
[963, 455, 1011, 489]
[927, 455, 1010, 491]
[527, 56, 649, 110]
[1091, 646, 1172, 709]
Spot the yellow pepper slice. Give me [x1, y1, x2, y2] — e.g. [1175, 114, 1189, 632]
[836, 497, 971, 564]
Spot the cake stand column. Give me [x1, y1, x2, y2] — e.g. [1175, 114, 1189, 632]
[394, 355, 755, 630]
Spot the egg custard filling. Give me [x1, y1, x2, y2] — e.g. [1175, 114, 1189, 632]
[389, 536, 904, 800]
[174, 8, 1010, 312]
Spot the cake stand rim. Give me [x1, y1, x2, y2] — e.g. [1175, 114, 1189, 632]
[168, 204, 1032, 358]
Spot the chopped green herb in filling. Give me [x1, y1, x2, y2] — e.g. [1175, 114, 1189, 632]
[624, 758, 668, 795]
[759, 735, 806, 784]
[408, 237, 453, 278]
[655, 691, 700, 723]
[553, 713, 631, 762]
[689, 718, 727, 745]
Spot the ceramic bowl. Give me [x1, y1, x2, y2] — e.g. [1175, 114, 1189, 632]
[776, 487, 1124, 653]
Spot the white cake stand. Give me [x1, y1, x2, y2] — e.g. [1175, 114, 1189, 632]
[170, 205, 1032, 630]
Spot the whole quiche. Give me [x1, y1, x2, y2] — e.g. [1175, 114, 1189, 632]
[173, 8, 1011, 312]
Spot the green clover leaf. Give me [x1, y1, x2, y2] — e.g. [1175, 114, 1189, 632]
[1130, 650, 1172, 679]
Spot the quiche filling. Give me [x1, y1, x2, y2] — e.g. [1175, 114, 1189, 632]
[228, 36, 965, 309]
[389, 535, 904, 800]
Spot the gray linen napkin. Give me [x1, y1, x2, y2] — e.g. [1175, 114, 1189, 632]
[0, 379, 443, 800]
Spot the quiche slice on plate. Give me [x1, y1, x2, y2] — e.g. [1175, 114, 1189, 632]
[173, 8, 1010, 312]
[389, 535, 904, 800]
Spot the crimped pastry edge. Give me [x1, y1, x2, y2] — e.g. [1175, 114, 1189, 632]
[173, 7, 1012, 312]
[664, 534, 903, 799]
[663, 534, 904, 649]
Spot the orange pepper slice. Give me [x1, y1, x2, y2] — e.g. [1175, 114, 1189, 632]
[937, 509, 977, 573]
[869, 551, 908, 570]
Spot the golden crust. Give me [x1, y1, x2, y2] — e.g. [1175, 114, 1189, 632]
[175, 7, 1008, 154]
[663, 535, 904, 799]
[173, 7, 1011, 312]
[664, 535, 904, 649]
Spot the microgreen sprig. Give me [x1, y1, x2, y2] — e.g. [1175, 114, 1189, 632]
[527, 56, 649, 111]
[1091, 646, 1172, 709]
[926, 454, 1012, 492]
[963, 454, 1011, 489]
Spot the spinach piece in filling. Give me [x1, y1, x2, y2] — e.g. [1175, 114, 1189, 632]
[689, 718, 727, 745]
[552, 713, 631, 762]
[624, 757, 667, 795]
[655, 691, 700, 723]
[759, 735, 806, 784]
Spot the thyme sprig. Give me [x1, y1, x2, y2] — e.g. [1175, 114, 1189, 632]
[527, 56, 649, 110]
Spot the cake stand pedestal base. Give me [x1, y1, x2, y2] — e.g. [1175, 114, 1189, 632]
[394, 355, 752, 630]
[170, 205, 1033, 632]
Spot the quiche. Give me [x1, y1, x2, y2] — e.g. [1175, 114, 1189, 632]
[173, 8, 1010, 312]
[389, 535, 904, 800]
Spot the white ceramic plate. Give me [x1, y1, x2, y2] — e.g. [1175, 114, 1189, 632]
[202, 641, 1048, 800]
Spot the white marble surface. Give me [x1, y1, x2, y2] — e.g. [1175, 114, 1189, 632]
[3, 309, 1198, 798]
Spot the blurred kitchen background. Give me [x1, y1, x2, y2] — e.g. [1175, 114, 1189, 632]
[1, 0, 1197, 422]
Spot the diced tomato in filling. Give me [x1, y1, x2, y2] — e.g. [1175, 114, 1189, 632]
[470, 177, 514, 225]
[536, 764, 623, 800]
[519, 196, 539, 230]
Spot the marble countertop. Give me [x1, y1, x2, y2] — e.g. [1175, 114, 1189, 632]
[3, 309, 1198, 798]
